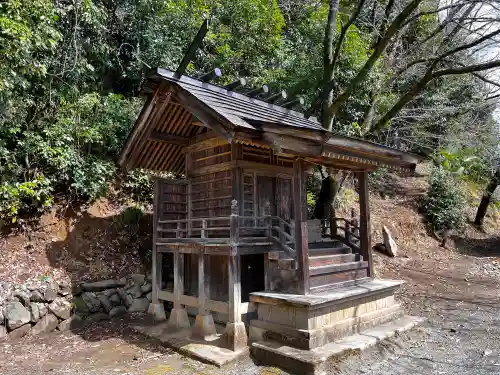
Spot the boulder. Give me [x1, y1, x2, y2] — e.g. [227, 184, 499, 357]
[382, 225, 398, 257]
[98, 295, 113, 313]
[141, 283, 152, 294]
[146, 292, 153, 302]
[131, 274, 146, 286]
[0, 308, 4, 323]
[128, 298, 150, 313]
[109, 306, 127, 318]
[58, 282, 72, 296]
[6, 302, 31, 330]
[30, 290, 45, 303]
[58, 315, 83, 332]
[31, 314, 58, 336]
[9, 324, 31, 340]
[48, 298, 72, 320]
[0, 325, 8, 341]
[127, 284, 143, 299]
[81, 279, 126, 292]
[29, 302, 40, 323]
[109, 294, 121, 306]
[13, 290, 31, 306]
[102, 288, 117, 297]
[37, 303, 48, 318]
[81, 292, 101, 313]
[43, 288, 58, 302]
[72, 296, 89, 317]
[117, 288, 133, 307]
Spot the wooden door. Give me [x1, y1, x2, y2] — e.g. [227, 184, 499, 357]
[256, 176, 277, 216]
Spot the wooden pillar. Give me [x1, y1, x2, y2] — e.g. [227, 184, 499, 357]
[358, 171, 374, 277]
[293, 159, 310, 295]
[224, 199, 247, 351]
[167, 250, 191, 330]
[192, 251, 217, 339]
[148, 179, 166, 320]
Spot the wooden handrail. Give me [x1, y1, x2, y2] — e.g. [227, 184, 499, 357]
[156, 208, 297, 256]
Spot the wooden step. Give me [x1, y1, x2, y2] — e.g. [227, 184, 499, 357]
[309, 253, 360, 267]
[308, 240, 344, 249]
[309, 245, 352, 257]
[309, 261, 368, 276]
[309, 268, 368, 288]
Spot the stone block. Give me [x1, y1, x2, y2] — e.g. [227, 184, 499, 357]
[32, 313, 58, 336]
[192, 314, 217, 340]
[6, 301, 31, 330]
[48, 297, 72, 320]
[9, 324, 31, 340]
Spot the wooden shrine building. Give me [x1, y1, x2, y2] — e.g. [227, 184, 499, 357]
[118, 68, 420, 369]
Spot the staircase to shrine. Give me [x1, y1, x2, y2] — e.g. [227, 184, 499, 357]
[268, 240, 370, 294]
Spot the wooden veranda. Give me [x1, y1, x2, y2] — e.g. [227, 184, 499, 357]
[118, 68, 419, 352]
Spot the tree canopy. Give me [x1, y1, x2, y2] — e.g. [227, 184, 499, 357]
[1, 0, 500, 223]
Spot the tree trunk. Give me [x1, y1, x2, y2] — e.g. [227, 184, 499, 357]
[474, 169, 500, 226]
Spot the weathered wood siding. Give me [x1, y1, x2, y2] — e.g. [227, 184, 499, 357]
[157, 179, 187, 240]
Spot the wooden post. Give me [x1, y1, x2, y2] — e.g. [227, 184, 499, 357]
[358, 171, 374, 277]
[167, 250, 191, 330]
[148, 179, 166, 320]
[329, 206, 337, 239]
[224, 199, 247, 351]
[293, 159, 310, 295]
[187, 181, 192, 238]
[192, 250, 216, 339]
[201, 219, 207, 239]
[351, 208, 360, 246]
[264, 201, 272, 239]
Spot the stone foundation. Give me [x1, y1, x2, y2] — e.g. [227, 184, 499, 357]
[249, 279, 404, 350]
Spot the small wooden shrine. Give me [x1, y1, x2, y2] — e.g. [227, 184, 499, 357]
[118, 67, 420, 369]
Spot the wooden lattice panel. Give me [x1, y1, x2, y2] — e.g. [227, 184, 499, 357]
[191, 170, 232, 222]
[191, 143, 231, 169]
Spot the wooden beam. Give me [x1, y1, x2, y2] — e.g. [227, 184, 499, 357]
[158, 291, 230, 314]
[357, 171, 373, 277]
[293, 159, 310, 295]
[174, 19, 209, 78]
[151, 179, 161, 304]
[174, 88, 234, 142]
[149, 130, 190, 146]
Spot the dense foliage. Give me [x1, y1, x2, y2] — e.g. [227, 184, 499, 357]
[1, 0, 499, 224]
[423, 166, 466, 232]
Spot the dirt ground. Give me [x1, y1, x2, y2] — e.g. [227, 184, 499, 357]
[2, 169, 500, 374]
[2, 238, 500, 375]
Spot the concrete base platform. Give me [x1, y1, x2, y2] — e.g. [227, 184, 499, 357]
[251, 315, 425, 375]
[132, 321, 248, 367]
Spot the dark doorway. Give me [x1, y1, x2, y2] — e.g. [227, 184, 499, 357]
[241, 254, 265, 302]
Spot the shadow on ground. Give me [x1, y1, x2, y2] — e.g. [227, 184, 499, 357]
[452, 235, 500, 257]
[43, 206, 177, 351]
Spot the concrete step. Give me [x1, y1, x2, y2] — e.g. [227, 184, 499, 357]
[308, 253, 361, 267]
[251, 315, 425, 375]
[309, 277, 372, 294]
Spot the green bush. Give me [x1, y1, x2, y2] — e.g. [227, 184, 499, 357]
[423, 166, 466, 231]
[122, 169, 154, 204]
[0, 175, 53, 222]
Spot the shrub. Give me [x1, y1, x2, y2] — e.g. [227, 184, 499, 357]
[423, 166, 466, 231]
[122, 169, 154, 204]
[0, 175, 53, 223]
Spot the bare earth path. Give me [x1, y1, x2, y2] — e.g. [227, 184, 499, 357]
[2, 239, 500, 375]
